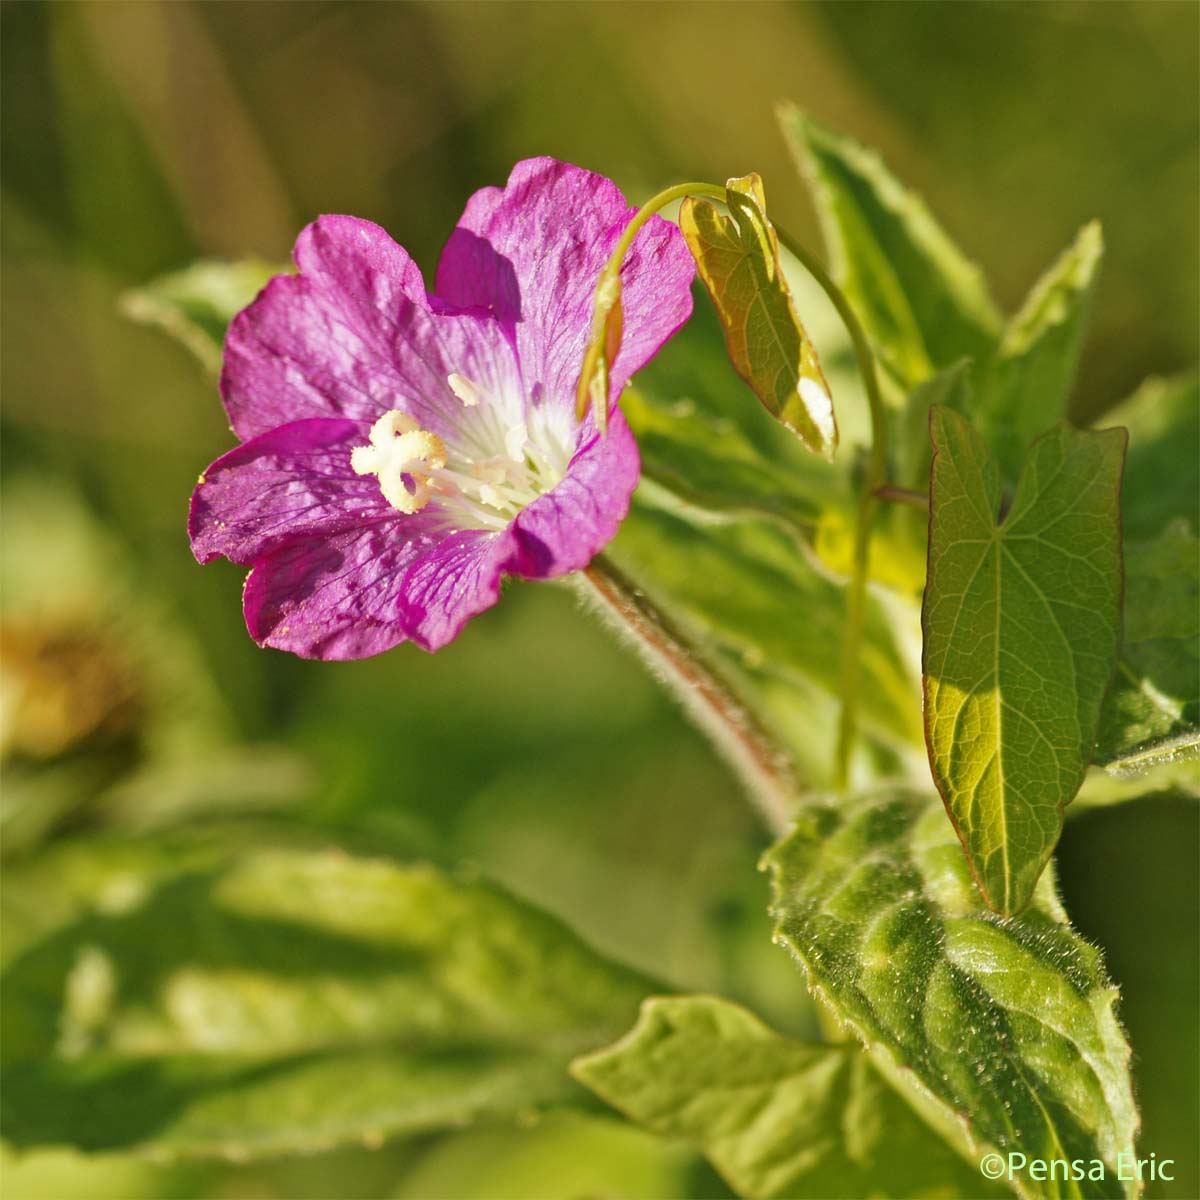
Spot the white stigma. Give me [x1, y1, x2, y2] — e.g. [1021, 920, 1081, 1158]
[351, 411, 447, 514]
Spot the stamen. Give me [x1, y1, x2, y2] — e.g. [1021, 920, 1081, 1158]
[351, 410, 447, 514]
[447, 372, 484, 407]
[505, 422, 529, 463]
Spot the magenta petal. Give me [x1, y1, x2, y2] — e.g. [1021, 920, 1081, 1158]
[243, 521, 443, 661]
[511, 407, 640, 579]
[397, 528, 517, 653]
[190, 418, 391, 566]
[221, 216, 522, 441]
[435, 158, 695, 410]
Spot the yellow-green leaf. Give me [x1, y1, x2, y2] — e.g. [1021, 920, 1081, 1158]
[978, 222, 1104, 484]
[679, 174, 837, 460]
[922, 406, 1125, 914]
[779, 106, 1000, 390]
[573, 995, 996, 1199]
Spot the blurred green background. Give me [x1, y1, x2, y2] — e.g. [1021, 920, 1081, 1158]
[2, 2, 1196, 1197]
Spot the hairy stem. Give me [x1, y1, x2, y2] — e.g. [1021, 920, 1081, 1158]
[579, 557, 795, 837]
[773, 225, 890, 791]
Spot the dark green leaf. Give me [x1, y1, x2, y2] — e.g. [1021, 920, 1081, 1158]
[573, 995, 996, 1200]
[764, 787, 1138, 1200]
[680, 174, 837, 459]
[779, 105, 1000, 390]
[978, 223, 1104, 484]
[923, 407, 1124, 913]
[1, 841, 651, 1159]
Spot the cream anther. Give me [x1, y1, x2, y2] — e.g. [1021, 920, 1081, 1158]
[351, 410, 447, 514]
[447, 372, 484, 407]
[505, 422, 529, 463]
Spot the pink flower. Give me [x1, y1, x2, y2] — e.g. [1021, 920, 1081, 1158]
[189, 159, 695, 658]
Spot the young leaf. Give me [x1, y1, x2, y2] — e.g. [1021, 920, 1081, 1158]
[779, 105, 1000, 389]
[573, 995, 997, 1200]
[764, 788, 1139, 1200]
[978, 222, 1104, 484]
[679, 174, 837, 460]
[120, 259, 285, 375]
[1095, 520, 1199, 771]
[1, 841, 651, 1159]
[922, 406, 1124, 914]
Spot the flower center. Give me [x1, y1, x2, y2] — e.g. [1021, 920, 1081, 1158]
[351, 375, 571, 529]
[350, 411, 448, 515]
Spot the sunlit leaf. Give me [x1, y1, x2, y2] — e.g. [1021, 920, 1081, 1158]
[1095, 520, 1199, 772]
[922, 406, 1124, 914]
[978, 222, 1104, 484]
[679, 174, 837, 460]
[120, 259, 284, 375]
[779, 106, 1000, 390]
[573, 995, 995, 1200]
[1, 841, 651, 1159]
[764, 787, 1138, 1200]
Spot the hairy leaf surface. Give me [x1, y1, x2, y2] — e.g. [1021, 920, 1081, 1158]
[1, 841, 650, 1159]
[764, 788, 1138, 1200]
[680, 174, 837, 459]
[779, 105, 1000, 389]
[923, 407, 1124, 914]
[573, 995, 995, 1199]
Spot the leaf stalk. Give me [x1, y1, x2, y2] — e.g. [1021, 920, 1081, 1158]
[580, 557, 795, 837]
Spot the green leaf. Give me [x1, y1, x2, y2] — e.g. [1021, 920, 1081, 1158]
[1104, 370, 1199, 540]
[763, 787, 1139, 1200]
[895, 359, 974, 491]
[922, 406, 1124, 913]
[120, 259, 284, 374]
[977, 223, 1104, 484]
[573, 995, 996, 1200]
[679, 174, 837, 460]
[1094, 520, 1199, 771]
[1, 840, 651, 1159]
[394, 1111, 697, 1200]
[610, 497, 924, 785]
[622, 388, 824, 529]
[779, 105, 1000, 390]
